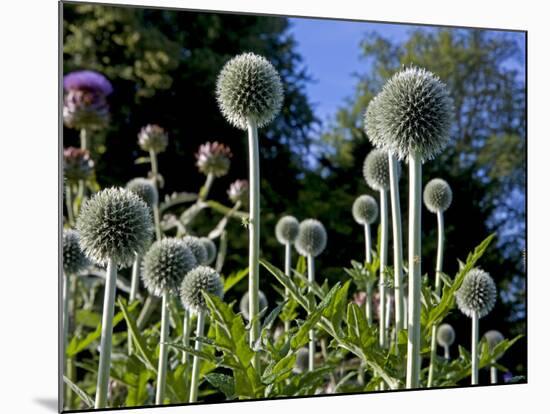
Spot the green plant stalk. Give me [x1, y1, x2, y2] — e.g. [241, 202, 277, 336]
[78, 128, 88, 204]
[128, 254, 140, 355]
[388, 153, 405, 332]
[284, 242, 292, 334]
[155, 293, 170, 405]
[95, 257, 118, 409]
[189, 310, 206, 403]
[307, 254, 316, 371]
[490, 363, 498, 384]
[63, 273, 71, 408]
[406, 151, 422, 389]
[428, 210, 445, 387]
[215, 230, 228, 273]
[65, 184, 75, 227]
[471, 311, 479, 385]
[153, 204, 162, 241]
[199, 172, 215, 201]
[181, 309, 191, 364]
[246, 117, 261, 369]
[444, 345, 450, 360]
[66, 273, 79, 407]
[149, 149, 159, 187]
[379, 189, 388, 348]
[364, 223, 373, 325]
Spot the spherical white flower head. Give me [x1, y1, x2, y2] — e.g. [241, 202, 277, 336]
[216, 52, 284, 130]
[293, 348, 309, 374]
[455, 268, 497, 318]
[63, 229, 89, 275]
[363, 149, 393, 191]
[199, 237, 217, 266]
[364, 94, 383, 146]
[352, 195, 378, 225]
[77, 188, 153, 267]
[423, 178, 452, 213]
[180, 265, 224, 313]
[275, 215, 299, 245]
[374, 67, 454, 161]
[239, 290, 268, 321]
[436, 323, 456, 347]
[126, 178, 158, 210]
[295, 219, 327, 258]
[142, 238, 197, 297]
[484, 330, 505, 352]
[181, 236, 208, 265]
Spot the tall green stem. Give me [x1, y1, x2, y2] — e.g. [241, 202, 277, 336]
[406, 151, 422, 389]
[199, 173, 215, 201]
[379, 189, 388, 348]
[284, 242, 292, 334]
[149, 149, 159, 185]
[189, 310, 205, 403]
[63, 273, 70, 408]
[490, 364, 498, 384]
[78, 128, 88, 204]
[153, 204, 162, 241]
[364, 223, 373, 326]
[246, 117, 260, 369]
[215, 230, 228, 273]
[428, 210, 445, 387]
[66, 273, 79, 407]
[182, 309, 191, 364]
[65, 184, 75, 227]
[388, 153, 404, 332]
[155, 293, 169, 405]
[444, 345, 450, 360]
[307, 254, 315, 371]
[95, 258, 118, 409]
[128, 254, 141, 355]
[471, 311, 479, 385]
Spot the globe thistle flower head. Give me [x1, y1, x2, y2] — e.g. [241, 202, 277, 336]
[76, 187, 153, 267]
[181, 236, 208, 265]
[179, 266, 224, 313]
[295, 219, 327, 258]
[63, 70, 113, 96]
[138, 124, 168, 153]
[216, 52, 284, 130]
[199, 237, 217, 265]
[352, 195, 378, 225]
[239, 290, 268, 321]
[63, 147, 95, 185]
[142, 238, 197, 297]
[455, 268, 497, 318]
[275, 215, 300, 245]
[195, 141, 233, 177]
[126, 178, 158, 210]
[364, 94, 383, 146]
[374, 66, 454, 161]
[436, 323, 456, 347]
[63, 229, 89, 275]
[227, 179, 249, 206]
[363, 149, 395, 191]
[484, 330, 505, 352]
[293, 348, 309, 374]
[423, 178, 452, 213]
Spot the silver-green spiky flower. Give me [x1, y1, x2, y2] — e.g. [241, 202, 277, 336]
[199, 237, 217, 266]
[423, 178, 452, 213]
[63, 229, 89, 275]
[436, 323, 456, 347]
[456, 268, 497, 318]
[363, 149, 392, 191]
[295, 219, 327, 258]
[180, 266, 224, 313]
[216, 52, 284, 130]
[364, 94, 383, 145]
[372, 67, 454, 161]
[352, 195, 378, 225]
[275, 216, 299, 245]
[76, 187, 153, 267]
[126, 178, 158, 210]
[181, 236, 208, 265]
[141, 238, 197, 297]
[138, 124, 169, 153]
[239, 290, 268, 321]
[484, 330, 505, 351]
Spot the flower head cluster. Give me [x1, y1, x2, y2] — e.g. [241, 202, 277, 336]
[275, 215, 299, 245]
[456, 268, 497, 318]
[239, 290, 268, 321]
[63, 229, 89, 275]
[363, 149, 394, 191]
[352, 195, 378, 225]
[199, 237, 217, 266]
[181, 236, 208, 265]
[63, 147, 95, 185]
[180, 266, 224, 313]
[138, 124, 169, 153]
[63, 70, 112, 130]
[216, 53, 284, 130]
[436, 323, 456, 347]
[423, 178, 453, 213]
[76, 188, 153, 267]
[228, 179, 249, 206]
[295, 219, 327, 258]
[126, 178, 158, 210]
[195, 142, 233, 177]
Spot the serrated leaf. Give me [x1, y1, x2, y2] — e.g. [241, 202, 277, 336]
[223, 268, 248, 293]
[205, 373, 236, 399]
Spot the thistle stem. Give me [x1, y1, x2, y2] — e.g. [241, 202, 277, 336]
[215, 230, 228, 273]
[95, 257, 118, 409]
[388, 153, 404, 332]
[428, 210, 445, 387]
[200, 173, 215, 201]
[379, 189, 388, 348]
[189, 310, 206, 403]
[246, 117, 261, 370]
[65, 184, 75, 227]
[284, 242, 292, 334]
[182, 309, 191, 364]
[153, 204, 162, 241]
[307, 254, 315, 371]
[149, 149, 159, 187]
[406, 151, 422, 389]
[63, 273, 70, 408]
[471, 311, 479, 385]
[364, 223, 373, 326]
[155, 293, 169, 405]
[444, 345, 450, 360]
[66, 274, 79, 407]
[78, 128, 88, 204]
[128, 254, 141, 355]
[490, 364, 498, 384]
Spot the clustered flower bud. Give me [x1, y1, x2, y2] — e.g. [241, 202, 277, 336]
[484, 330, 505, 351]
[227, 179, 249, 206]
[63, 147, 95, 185]
[180, 266, 224, 313]
[352, 195, 378, 225]
[181, 236, 208, 265]
[199, 237, 217, 266]
[138, 124, 169, 153]
[423, 178, 453, 213]
[436, 323, 456, 347]
[195, 142, 233, 177]
[363, 149, 393, 191]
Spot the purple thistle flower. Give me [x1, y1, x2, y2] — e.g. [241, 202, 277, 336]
[195, 141, 233, 177]
[63, 70, 113, 96]
[227, 179, 249, 206]
[63, 147, 94, 184]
